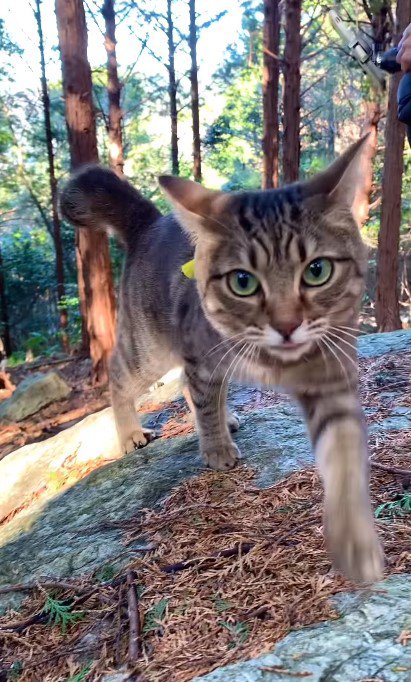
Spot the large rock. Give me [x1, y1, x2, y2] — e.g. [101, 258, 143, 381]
[0, 371, 71, 422]
[0, 403, 311, 606]
[0, 407, 119, 522]
[194, 575, 411, 682]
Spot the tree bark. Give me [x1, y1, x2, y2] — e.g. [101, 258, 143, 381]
[35, 0, 69, 352]
[55, 0, 116, 383]
[352, 100, 381, 225]
[102, 0, 124, 176]
[282, 0, 301, 183]
[262, 0, 280, 189]
[189, 0, 201, 182]
[375, 0, 411, 331]
[166, 0, 179, 175]
[0, 245, 12, 356]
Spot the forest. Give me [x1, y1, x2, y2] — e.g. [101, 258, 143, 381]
[0, 2, 411, 681]
[0, 0, 410, 384]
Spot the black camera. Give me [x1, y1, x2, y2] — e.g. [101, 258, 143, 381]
[378, 47, 411, 145]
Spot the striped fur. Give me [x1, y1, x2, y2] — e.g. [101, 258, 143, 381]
[61, 137, 383, 583]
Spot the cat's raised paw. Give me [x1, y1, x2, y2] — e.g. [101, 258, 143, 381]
[122, 428, 154, 454]
[326, 512, 384, 584]
[202, 442, 240, 471]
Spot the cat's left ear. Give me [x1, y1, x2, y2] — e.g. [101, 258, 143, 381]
[159, 175, 226, 239]
[302, 134, 371, 221]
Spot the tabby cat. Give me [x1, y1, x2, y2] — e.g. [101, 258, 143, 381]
[61, 137, 383, 583]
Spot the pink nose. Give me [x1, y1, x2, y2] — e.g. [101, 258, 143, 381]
[276, 320, 301, 341]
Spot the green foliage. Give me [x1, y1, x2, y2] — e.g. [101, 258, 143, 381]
[94, 563, 116, 582]
[0, 0, 409, 355]
[375, 494, 411, 519]
[143, 598, 169, 634]
[212, 597, 232, 613]
[8, 660, 23, 680]
[204, 63, 262, 190]
[219, 620, 250, 648]
[42, 595, 85, 634]
[65, 664, 92, 682]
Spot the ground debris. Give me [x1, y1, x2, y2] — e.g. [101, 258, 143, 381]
[0, 447, 409, 682]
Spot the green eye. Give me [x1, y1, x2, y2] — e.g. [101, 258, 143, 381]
[227, 270, 260, 297]
[302, 258, 333, 287]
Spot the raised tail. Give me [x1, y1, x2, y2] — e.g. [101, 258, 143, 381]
[60, 165, 161, 246]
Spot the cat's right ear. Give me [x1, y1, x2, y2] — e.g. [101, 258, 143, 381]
[158, 175, 225, 240]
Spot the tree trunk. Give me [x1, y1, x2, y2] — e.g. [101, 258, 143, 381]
[35, 0, 69, 353]
[282, 0, 301, 183]
[55, 0, 116, 383]
[352, 100, 381, 225]
[189, 0, 201, 182]
[102, 0, 124, 176]
[0, 245, 12, 356]
[262, 0, 280, 189]
[166, 0, 179, 175]
[375, 0, 411, 331]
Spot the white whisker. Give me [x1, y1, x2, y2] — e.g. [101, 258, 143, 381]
[323, 333, 358, 372]
[316, 337, 330, 380]
[329, 325, 359, 340]
[208, 337, 249, 387]
[217, 343, 248, 436]
[335, 324, 364, 335]
[320, 336, 351, 388]
[205, 331, 248, 358]
[327, 330, 358, 352]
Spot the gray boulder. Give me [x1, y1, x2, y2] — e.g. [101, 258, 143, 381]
[0, 371, 71, 422]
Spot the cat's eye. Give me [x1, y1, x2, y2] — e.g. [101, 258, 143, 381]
[227, 270, 260, 297]
[302, 258, 333, 287]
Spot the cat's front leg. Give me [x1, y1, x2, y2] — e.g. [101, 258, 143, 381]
[184, 366, 240, 471]
[298, 390, 384, 583]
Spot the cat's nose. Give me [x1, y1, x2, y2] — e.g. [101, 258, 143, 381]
[276, 320, 301, 341]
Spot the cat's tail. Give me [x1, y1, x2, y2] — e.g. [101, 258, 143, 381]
[60, 165, 161, 247]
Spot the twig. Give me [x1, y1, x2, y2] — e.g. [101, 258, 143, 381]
[369, 455, 411, 477]
[161, 542, 255, 574]
[0, 579, 87, 595]
[275, 519, 319, 545]
[258, 667, 312, 677]
[126, 570, 142, 661]
[0, 611, 45, 632]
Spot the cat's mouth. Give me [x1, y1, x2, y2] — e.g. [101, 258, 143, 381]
[281, 340, 306, 349]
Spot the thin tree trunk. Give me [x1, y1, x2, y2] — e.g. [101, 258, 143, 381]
[375, 0, 411, 331]
[352, 100, 381, 225]
[166, 0, 179, 175]
[189, 0, 201, 182]
[282, 0, 301, 183]
[0, 245, 12, 356]
[262, 0, 280, 189]
[102, 0, 124, 175]
[35, 0, 69, 352]
[55, 0, 116, 383]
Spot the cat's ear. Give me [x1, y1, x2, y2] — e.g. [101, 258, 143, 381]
[159, 175, 225, 239]
[302, 135, 371, 218]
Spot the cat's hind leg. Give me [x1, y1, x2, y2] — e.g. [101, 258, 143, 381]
[110, 346, 157, 455]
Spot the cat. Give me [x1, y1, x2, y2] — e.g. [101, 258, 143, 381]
[60, 136, 383, 584]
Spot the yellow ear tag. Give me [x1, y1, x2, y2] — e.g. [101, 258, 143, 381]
[181, 258, 196, 279]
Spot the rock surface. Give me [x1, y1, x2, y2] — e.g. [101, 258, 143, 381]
[194, 576, 411, 682]
[0, 330, 410, 678]
[0, 371, 71, 422]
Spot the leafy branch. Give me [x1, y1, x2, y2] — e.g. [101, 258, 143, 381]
[42, 595, 85, 634]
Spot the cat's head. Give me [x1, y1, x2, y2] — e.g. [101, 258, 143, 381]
[159, 138, 369, 364]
